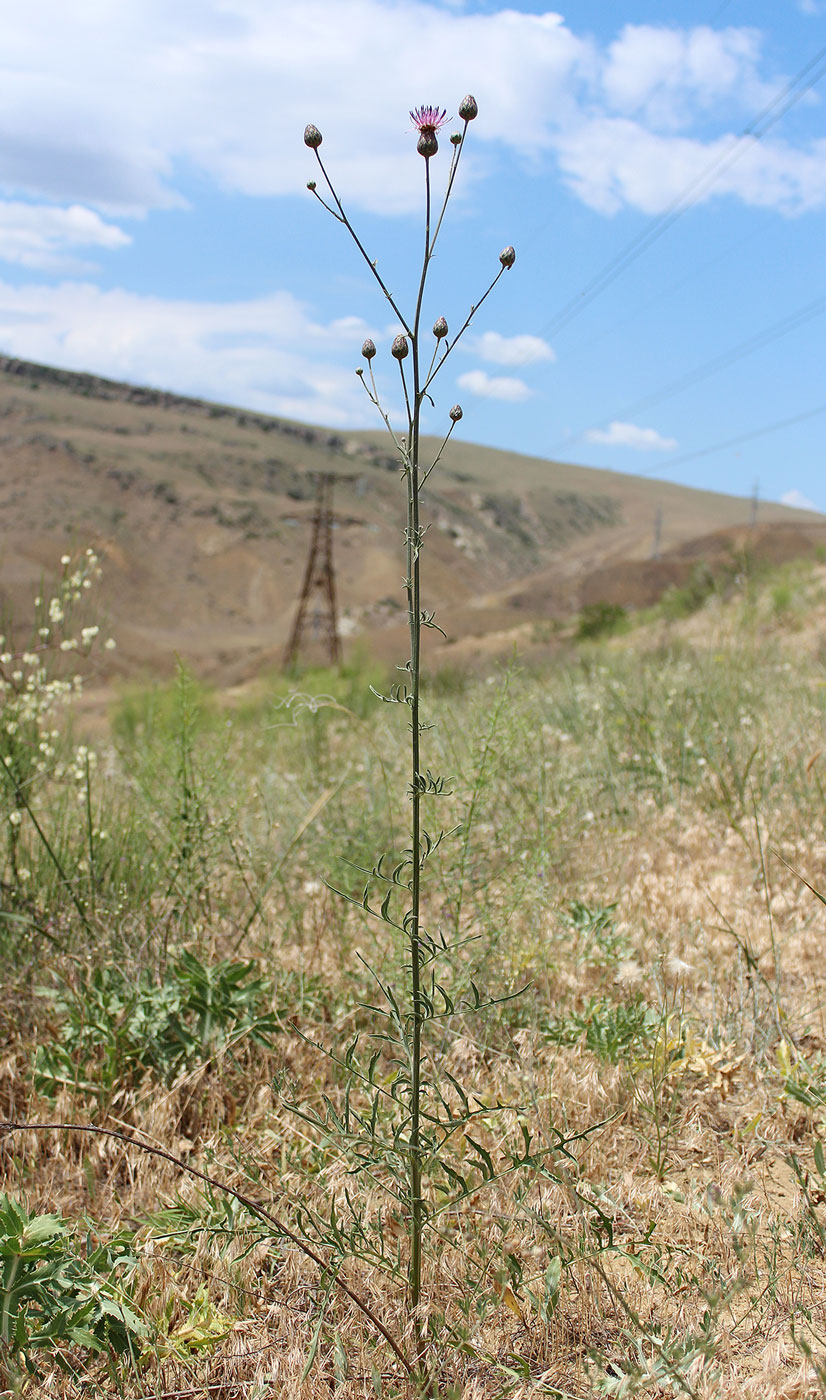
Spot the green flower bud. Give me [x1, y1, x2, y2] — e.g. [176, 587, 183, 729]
[458, 95, 478, 121]
[361, 338, 377, 360]
[303, 124, 323, 149]
[417, 131, 439, 159]
[449, 405, 463, 422]
[433, 317, 448, 339]
[499, 246, 516, 269]
[391, 335, 409, 360]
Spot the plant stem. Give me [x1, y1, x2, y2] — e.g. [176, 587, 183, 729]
[407, 152, 432, 1375]
[0, 750, 92, 936]
[0, 1120, 412, 1376]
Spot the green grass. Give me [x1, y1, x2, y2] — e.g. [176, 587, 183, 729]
[4, 558, 826, 1394]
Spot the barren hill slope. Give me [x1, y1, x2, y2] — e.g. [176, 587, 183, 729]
[0, 355, 821, 680]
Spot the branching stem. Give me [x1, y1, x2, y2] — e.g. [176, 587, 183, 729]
[313, 150, 412, 335]
[0, 1120, 413, 1376]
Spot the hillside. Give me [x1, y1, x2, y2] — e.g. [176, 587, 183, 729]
[0, 354, 823, 681]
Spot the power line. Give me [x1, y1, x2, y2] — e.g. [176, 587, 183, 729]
[619, 291, 826, 420]
[563, 214, 775, 359]
[636, 399, 826, 481]
[538, 40, 826, 340]
[557, 287, 826, 456]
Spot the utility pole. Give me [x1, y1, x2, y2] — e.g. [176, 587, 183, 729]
[651, 504, 663, 560]
[283, 473, 341, 669]
[749, 478, 759, 531]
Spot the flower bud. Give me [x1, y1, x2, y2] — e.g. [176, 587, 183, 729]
[433, 317, 448, 340]
[458, 95, 478, 121]
[361, 338, 377, 360]
[307, 180, 317, 191]
[499, 245, 516, 269]
[303, 124, 323, 149]
[450, 132, 462, 146]
[417, 131, 438, 159]
[391, 335, 409, 360]
[449, 405, 463, 422]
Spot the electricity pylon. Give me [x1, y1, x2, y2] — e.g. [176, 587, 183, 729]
[283, 473, 341, 669]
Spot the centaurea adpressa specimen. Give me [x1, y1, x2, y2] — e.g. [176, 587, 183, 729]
[303, 99, 517, 1382]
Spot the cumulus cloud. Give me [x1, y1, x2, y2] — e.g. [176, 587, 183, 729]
[781, 488, 821, 512]
[456, 369, 532, 402]
[0, 3, 823, 220]
[474, 331, 555, 366]
[600, 23, 772, 129]
[0, 279, 381, 427]
[0, 0, 588, 216]
[556, 120, 826, 216]
[0, 202, 130, 272]
[585, 420, 677, 451]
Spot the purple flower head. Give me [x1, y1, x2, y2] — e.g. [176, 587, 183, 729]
[410, 106, 448, 136]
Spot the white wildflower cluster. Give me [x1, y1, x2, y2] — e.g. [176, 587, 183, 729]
[1, 550, 115, 824]
[68, 744, 98, 794]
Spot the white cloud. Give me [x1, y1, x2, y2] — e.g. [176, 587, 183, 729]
[0, 279, 381, 427]
[0, 0, 589, 216]
[781, 488, 821, 512]
[555, 120, 826, 216]
[585, 420, 677, 451]
[600, 23, 771, 129]
[457, 369, 532, 402]
[0, 202, 130, 271]
[474, 330, 555, 366]
[0, 3, 822, 221]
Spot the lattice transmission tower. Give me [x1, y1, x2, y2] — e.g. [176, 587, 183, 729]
[283, 473, 342, 669]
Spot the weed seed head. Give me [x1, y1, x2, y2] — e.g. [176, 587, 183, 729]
[458, 95, 478, 121]
[391, 334, 409, 360]
[433, 317, 448, 340]
[499, 245, 516, 269]
[361, 338, 377, 361]
[449, 404, 463, 422]
[303, 124, 323, 149]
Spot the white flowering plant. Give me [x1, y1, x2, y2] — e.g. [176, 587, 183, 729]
[0, 549, 113, 907]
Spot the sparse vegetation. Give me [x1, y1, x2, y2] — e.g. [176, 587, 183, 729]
[0, 549, 825, 1394]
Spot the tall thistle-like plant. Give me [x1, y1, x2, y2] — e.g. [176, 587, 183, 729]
[302, 100, 517, 1378]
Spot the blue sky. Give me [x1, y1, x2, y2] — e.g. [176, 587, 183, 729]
[2, 1, 826, 512]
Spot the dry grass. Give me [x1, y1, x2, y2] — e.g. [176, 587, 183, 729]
[3, 562, 826, 1397]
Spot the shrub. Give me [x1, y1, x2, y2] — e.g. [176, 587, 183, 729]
[576, 600, 628, 639]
